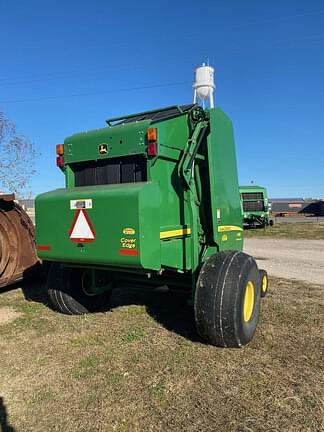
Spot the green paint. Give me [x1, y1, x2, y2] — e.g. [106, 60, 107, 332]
[36, 182, 161, 270]
[206, 109, 243, 250]
[239, 185, 271, 227]
[36, 104, 243, 292]
[63, 120, 150, 167]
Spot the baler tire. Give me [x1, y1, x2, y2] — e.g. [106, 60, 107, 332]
[259, 269, 268, 298]
[47, 263, 112, 315]
[194, 251, 261, 347]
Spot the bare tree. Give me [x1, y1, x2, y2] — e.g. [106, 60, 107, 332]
[0, 111, 37, 197]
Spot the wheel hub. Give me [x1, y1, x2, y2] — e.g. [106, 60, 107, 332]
[261, 275, 267, 293]
[243, 281, 255, 322]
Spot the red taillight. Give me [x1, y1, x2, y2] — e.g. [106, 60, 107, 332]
[147, 127, 158, 157]
[147, 141, 157, 156]
[56, 144, 64, 167]
[56, 155, 64, 167]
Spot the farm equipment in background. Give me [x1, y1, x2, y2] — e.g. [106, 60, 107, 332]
[0, 194, 40, 288]
[240, 185, 273, 228]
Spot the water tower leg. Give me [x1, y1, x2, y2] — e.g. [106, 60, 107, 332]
[210, 92, 214, 108]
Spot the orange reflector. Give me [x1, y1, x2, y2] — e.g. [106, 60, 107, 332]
[56, 144, 64, 155]
[147, 127, 157, 141]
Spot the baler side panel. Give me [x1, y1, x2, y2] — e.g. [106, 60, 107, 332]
[207, 108, 243, 250]
[150, 115, 192, 271]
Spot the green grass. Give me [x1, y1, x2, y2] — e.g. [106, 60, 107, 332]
[30, 389, 55, 405]
[120, 328, 145, 343]
[0, 278, 323, 431]
[244, 221, 324, 239]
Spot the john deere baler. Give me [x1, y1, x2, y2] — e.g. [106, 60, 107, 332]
[36, 104, 267, 347]
[240, 185, 272, 227]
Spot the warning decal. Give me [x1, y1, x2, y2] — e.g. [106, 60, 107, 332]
[69, 209, 96, 243]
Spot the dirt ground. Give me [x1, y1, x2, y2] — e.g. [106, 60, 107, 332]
[245, 238, 324, 284]
[0, 222, 323, 431]
[0, 276, 323, 432]
[0, 306, 21, 325]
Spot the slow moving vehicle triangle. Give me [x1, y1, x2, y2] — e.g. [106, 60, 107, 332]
[69, 209, 96, 243]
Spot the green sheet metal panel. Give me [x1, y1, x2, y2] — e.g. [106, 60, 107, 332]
[160, 237, 191, 271]
[64, 120, 151, 164]
[150, 114, 193, 271]
[151, 117, 190, 233]
[207, 108, 243, 250]
[36, 182, 161, 270]
[154, 114, 189, 152]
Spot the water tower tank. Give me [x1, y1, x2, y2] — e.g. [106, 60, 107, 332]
[193, 64, 215, 108]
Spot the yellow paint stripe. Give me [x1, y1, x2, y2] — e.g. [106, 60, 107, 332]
[160, 228, 191, 239]
[217, 225, 243, 233]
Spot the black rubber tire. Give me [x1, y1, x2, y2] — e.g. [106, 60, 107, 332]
[47, 263, 112, 314]
[259, 269, 268, 298]
[269, 219, 274, 226]
[194, 251, 261, 347]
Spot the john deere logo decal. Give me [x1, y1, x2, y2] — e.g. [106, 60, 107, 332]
[123, 227, 135, 235]
[99, 144, 108, 155]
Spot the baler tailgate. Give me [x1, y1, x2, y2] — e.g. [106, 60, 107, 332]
[35, 182, 161, 270]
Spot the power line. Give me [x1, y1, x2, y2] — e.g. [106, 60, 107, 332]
[0, 57, 195, 87]
[0, 81, 190, 104]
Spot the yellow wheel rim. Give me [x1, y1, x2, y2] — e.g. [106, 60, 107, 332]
[243, 281, 255, 322]
[262, 275, 268, 293]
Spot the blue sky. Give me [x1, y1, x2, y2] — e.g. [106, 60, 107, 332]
[0, 0, 323, 198]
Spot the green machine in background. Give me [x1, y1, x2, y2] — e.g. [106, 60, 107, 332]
[36, 104, 268, 347]
[240, 185, 273, 228]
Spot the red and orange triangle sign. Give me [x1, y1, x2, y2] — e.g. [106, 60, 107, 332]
[69, 209, 96, 243]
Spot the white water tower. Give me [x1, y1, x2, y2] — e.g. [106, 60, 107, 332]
[193, 63, 215, 108]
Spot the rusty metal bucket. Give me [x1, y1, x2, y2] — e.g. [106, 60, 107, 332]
[0, 194, 40, 288]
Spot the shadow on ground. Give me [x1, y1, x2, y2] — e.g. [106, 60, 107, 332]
[0, 397, 15, 432]
[0, 269, 47, 305]
[20, 275, 48, 305]
[110, 286, 201, 343]
[17, 275, 201, 343]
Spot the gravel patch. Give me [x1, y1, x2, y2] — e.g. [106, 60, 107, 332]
[244, 238, 324, 285]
